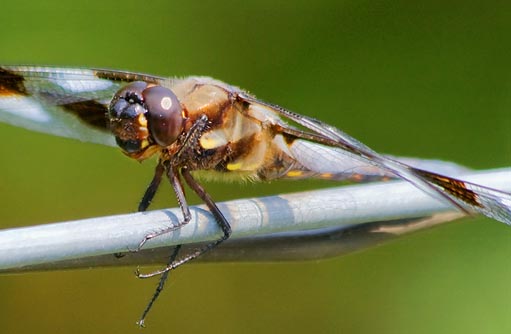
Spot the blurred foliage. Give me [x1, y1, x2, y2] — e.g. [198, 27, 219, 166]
[0, 0, 511, 333]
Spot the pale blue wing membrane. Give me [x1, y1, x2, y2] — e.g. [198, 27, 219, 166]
[288, 139, 472, 180]
[0, 66, 164, 146]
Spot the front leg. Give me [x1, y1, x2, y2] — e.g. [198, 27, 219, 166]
[136, 166, 232, 278]
[136, 165, 192, 251]
[138, 160, 165, 212]
[135, 114, 210, 250]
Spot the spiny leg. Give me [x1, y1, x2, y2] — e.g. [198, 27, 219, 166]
[136, 115, 210, 251]
[136, 166, 192, 250]
[126, 161, 166, 253]
[136, 166, 231, 278]
[136, 245, 182, 328]
[133, 163, 193, 325]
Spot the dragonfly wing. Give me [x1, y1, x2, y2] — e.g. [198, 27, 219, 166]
[283, 139, 391, 181]
[239, 93, 511, 225]
[0, 66, 165, 146]
[285, 139, 473, 181]
[412, 168, 511, 225]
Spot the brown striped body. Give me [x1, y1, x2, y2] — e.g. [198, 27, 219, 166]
[159, 77, 304, 182]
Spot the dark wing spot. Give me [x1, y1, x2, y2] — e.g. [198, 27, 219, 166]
[0, 67, 27, 96]
[93, 70, 160, 84]
[282, 132, 298, 145]
[61, 100, 109, 131]
[415, 169, 483, 208]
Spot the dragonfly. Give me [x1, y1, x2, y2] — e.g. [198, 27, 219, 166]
[1, 65, 511, 326]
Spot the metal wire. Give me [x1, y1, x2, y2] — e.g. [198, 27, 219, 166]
[0, 168, 510, 273]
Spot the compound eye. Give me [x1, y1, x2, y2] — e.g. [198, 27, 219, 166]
[142, 86, 184, 147]
[108, 81, 147, 119]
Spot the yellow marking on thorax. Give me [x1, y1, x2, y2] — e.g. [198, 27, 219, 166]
[200, 129, 228, 149]
[226, 162, 243, 171]
[286, 170, 303, 178]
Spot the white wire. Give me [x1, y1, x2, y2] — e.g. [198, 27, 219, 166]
[0, 168, 510, 271]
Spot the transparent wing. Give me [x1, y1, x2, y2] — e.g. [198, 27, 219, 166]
[239, 93, 511, 225]
[0, 65, 165, 146]
[283, 139, 472, 181]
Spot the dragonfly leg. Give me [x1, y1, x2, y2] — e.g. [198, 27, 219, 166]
[135, 115, 210, 251]
[138, 160, 165, 212]
[136, 244, 182, 328]
[135, 166, 192, 251]
[136, 166, 231, 278]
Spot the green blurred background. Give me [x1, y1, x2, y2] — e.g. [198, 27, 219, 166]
[1, 0, 511, 333]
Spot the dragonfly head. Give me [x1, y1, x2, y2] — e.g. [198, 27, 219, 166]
[108, 81, 185, 160]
